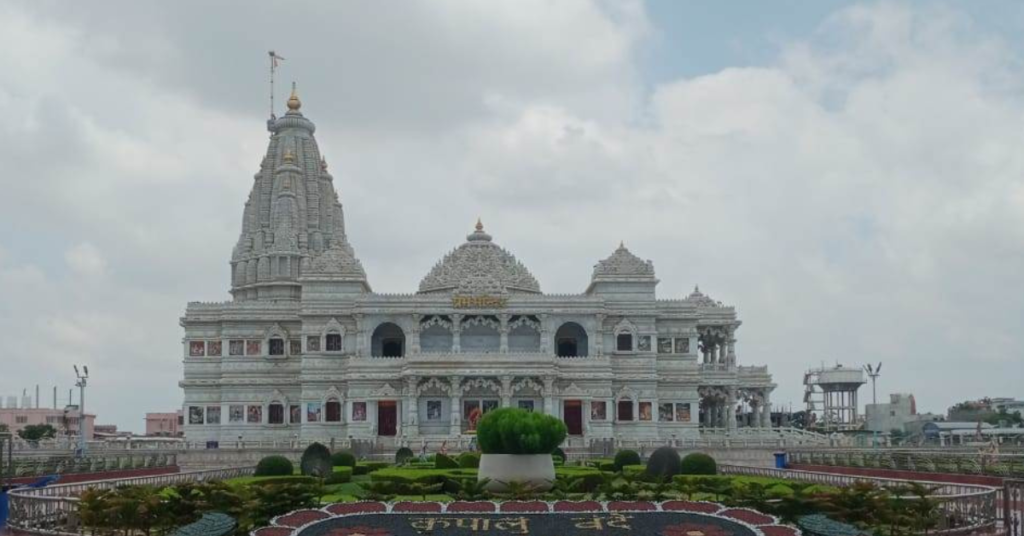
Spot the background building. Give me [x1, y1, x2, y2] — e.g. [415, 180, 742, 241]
[865, 393, 940, 435]
[145, 411, 184, 437]
[0, 405, 95, 440]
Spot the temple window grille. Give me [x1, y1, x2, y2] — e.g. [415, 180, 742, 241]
[617, 400, 634, 421]
[326, 333, 342, 352]
[325, 399, 342, 422]
[617, 333, 633, 352]
[268, 403, 285, 424]
[269, 338, 285, 356]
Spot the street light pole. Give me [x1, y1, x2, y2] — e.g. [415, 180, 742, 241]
[74, 365, 89, 458]
[864, 363, 882, 447]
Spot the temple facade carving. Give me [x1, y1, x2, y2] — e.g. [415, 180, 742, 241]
[180, 91, 776, 445]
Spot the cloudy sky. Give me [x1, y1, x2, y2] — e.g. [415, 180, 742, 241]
[1, 1, 1023, 432]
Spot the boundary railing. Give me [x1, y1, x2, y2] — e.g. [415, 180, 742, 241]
[788, 448, 1024, 478]
[721, 464, 998, 535]
[6, 466, 254, 535]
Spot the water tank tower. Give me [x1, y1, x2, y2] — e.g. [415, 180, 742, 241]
[804, 364, 866, 432]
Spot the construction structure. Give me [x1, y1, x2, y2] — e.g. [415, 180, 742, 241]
[804, 364, 865, 432]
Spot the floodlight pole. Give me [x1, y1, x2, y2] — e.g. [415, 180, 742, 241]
[74, 366, 89, 458]
[864, 364, 882, 448]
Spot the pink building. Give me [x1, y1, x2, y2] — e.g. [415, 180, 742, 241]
[145, 411, 183, 437]
[0, 406, 95, 440]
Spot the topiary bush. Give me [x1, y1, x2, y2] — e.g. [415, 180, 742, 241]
[300, 442, 333, 477]
[680, 452, 717, 475]
[457, 452, 480, 468]
[645, 446, 682, 481]
[476, 407, 567, 455]
[254, 455, 294, 477]
[614, 449, 642, 471]
[395, 447, 415, 465]
[330, 450, 356, 468]
[434, 453, 460, 469]
[552, 447, 567, 462]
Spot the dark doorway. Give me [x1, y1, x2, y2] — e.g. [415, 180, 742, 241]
[617, 400, 634, 421]
[382, 339, 404, 357]
[564, 400, 583, 435]
[557, 338, 578, 357]
[378, 401, 397, 436]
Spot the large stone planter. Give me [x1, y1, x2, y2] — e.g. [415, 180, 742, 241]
[478, 454, 555, 492]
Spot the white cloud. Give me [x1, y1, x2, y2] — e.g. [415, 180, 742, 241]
[0, 2, 1022, 431]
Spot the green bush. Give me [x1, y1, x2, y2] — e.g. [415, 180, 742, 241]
[242, 476, 316, 487]
[555, 466, 603, 492]
[254, 455, 294, 477]
[300, 442, 333, 477]
[614, 450, 642, 471]
[331, 450, 356, 468]
[457, 452, 480, 468]
[395, 447, 415, 465]
[552, 447, 567, 461]
[326, 466, 353, 484]
[476, 407, 567, 454]
[370, 467, 476, 486]
[646, 446, 682, 480]
[680, 452, 717, 475]
[435, 453, 460, 469]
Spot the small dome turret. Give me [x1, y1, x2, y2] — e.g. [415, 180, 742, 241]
[418, 220, 540, 295]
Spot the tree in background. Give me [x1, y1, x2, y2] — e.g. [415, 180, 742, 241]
[18, 424, 56, 441]
[0, 423, 9, 433]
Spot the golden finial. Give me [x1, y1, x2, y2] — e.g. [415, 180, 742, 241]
[619, 240, 625, 249]
[287, 81, 301, 111]
[283, 149, 295, 164]
[475, 218, 484, 232]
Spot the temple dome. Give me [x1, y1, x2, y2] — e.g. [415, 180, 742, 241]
[418, 220, 541, 295]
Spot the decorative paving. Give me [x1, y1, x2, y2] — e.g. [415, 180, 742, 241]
[254, 501, 800, 536]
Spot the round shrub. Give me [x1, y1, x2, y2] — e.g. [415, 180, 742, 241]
[645, 446, 682, 480]
[680, 452, 717, 475]
[457, 452, 480, 468]
[331, 450, 356, 468]
[552, 447, 567, 462]
[476, 407, 567, 455]
[614, 449, 642, 471]
[395, 447, 415, 465]
[300, 442, 333, 477]
[255, 455, 294, 476]
[434, 453, 459, 469]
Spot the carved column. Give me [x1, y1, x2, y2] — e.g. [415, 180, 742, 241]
[727, 332, 737, 366]
[353, 314, 364, 356]
[727, 387, 738, 431]
[499, 314, 509, 353]
[594, 313, 605, 356]
[542, 376, 555, 415]
[539, 314, 550, 355]
[452, 314, 462, 353]
[761, 390, 772, 428]
[449, 375, 462, 436]
[405, 376, 419, 437]
[410, 314, 421, 355]
[500, 375, 513, 407]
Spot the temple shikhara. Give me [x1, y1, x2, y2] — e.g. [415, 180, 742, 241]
[179, 88, 776, 446]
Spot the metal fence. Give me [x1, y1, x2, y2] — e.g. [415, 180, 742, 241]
[788, 448, 1024, 478]
[6, 466, 254, 535]
[721, 464, 998, 535]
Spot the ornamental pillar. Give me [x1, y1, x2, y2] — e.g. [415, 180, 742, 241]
[452, 314, 462, 353]
[727, 337, 736, 366]
[405, 376, 419, 437]
[761, 391, 772, 428]
[727, 388, 738, 431]
[499, 314, 509, 354]
[542, 376, 555, 415]
[449, 375, 462, 436]
[353, 313, 364, 356]
[410, 314, 421, 355]
[500, 375, 513, 407]
[594, 313, 605, 357]
[539, 314, 550, 355]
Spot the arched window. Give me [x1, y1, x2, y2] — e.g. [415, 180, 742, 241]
[325, 399, 342, 422]
[554, 322, 588, 357]
[460, 316, 500, 353]
[508, 316, 541, 353]
[371, 323, 406, 357]
[268, 403, 285, 424]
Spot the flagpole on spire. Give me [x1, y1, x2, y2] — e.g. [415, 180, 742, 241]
[269, 51, 285, 118]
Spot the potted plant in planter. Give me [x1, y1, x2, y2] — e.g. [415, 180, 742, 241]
[476, 407, 567, 492]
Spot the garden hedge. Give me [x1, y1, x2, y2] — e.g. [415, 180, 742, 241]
[680, 452, 717, 475]
[434, 453, 460, 469]
[457, 452, 480, 468]
[254, 455, 293, 477]
[331, 450, 356, 468]
[614, 450, 642, 471]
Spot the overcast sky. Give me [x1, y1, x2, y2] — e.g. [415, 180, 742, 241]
[1, 1, 1023, 433]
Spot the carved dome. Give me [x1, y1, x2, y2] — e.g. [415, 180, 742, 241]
[592, 242, 656, 279]
[418, 220, 541, 295]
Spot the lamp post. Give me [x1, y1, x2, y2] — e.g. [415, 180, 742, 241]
[864, 363, 882, 448]
[74, 365, 89, 458]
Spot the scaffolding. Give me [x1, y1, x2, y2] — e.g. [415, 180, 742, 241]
[804, 364, 866, 432]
